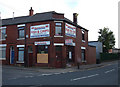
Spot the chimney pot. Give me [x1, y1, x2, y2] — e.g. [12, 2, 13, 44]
[29, 7, 34, 16]
[73, 13, 78, 24]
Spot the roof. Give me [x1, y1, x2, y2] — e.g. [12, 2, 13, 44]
[88, 41, 101, 43]
[88, 45, 96, 47]
[2, 11, 88, 31]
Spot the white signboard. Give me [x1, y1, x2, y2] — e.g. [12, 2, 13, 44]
[65, 23, 76, 37]
[30, 24, 50, 38]
[35, 41, 50, 45]
[65, 39, 75, 46]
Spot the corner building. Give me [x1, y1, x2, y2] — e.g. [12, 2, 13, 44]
[0, 8, 96, 68]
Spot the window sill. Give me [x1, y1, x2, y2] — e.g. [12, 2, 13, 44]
[0, 58, 6, 60]
[82, 40, 85, 42]
[82, 60, 86, 63]
[17, 38, 25, 40]
[0, 39, 6, 41]
[54, 36, 63, 37]
[16, 61, 24, 63]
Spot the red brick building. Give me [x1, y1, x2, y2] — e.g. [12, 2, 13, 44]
[0, 7, 96, 68]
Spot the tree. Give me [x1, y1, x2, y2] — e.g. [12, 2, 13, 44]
[98, 27, 115, 53]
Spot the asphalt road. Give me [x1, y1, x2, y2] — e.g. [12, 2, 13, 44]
[2, 62, 119, 86]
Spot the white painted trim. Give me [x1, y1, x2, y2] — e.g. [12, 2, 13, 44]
[54, 36, 63, 37]
[54, 21, 63, 23]
[17, 45, 25, 47]
[16, 61, 24, 63]
[0, 58, 6, 60]
[0, 39, 6, 41]
[0, 26, 6, 29]
[17, 38, 25, 40]
[54, 43, 64, 46]
[17, 24, 25, 27]
[81, 47, 86, 49]
[82, 40, 85, 42]
[0, 44, 7, 47]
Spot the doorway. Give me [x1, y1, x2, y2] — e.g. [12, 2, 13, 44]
[28, 46, 33, 67]
[66, 46, 74, 64]
[55, 46, 62, 68]
[10, 46, 14, 64]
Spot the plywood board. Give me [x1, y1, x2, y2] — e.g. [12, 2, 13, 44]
[37, 54, 48, 63]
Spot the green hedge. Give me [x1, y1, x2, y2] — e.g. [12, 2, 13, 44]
[100, 53, 119, 61]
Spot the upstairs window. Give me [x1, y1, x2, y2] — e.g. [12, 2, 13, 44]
[0, 46, 6, 60]
[55, 23, 62, 36]
[82, 30, 85, 41]
[0, 27, 6, 40]
[17, 24, 25, 38]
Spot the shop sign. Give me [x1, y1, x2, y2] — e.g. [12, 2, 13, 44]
[65, 39, 75, 46]
[65, 23, 76, 37]
[30, 24, 50, 38]
[35, 41, 50, 45]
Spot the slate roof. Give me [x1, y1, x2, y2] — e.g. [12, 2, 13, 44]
[2, 11, 88, 30]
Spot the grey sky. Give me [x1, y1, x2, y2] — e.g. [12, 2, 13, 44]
[0, 0, 119, 48]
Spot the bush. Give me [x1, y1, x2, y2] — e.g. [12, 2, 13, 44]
[100, 53, 119, 61]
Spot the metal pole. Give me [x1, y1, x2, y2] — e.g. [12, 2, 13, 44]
[24, 24, 28, 67]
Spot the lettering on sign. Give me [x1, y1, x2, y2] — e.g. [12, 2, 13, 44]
[30, 24, 50, 38]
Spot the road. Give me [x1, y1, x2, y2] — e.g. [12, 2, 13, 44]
[2, 62, 119, 86]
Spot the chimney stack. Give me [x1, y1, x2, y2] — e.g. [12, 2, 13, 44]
[73, 13, 78, 24]
[29, 7, 34, 16]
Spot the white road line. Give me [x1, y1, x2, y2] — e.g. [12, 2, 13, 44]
[25, 76, 34, 78]
[61, 72, 66, 74]
[54, 73, 61, 75]
[42, 74, 52, 76]
[71, 74, 99, 81]
[104, 69, 115, 73]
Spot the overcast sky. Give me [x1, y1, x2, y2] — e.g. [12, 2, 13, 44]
[0, 0, 119, 48]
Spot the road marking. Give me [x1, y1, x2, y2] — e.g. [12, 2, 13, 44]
[25, 76, 34, 78]
[42, 74, 52, 76]
[69, 71, 74, 72]
[54, 73, 61, 75]
[104, 69, 115, 73]
[61, 72, 66, 74]
[71, 74, 99, 81]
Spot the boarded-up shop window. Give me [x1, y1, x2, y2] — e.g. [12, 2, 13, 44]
[37, 46, 48, 63]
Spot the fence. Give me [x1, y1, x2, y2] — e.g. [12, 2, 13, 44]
[100, 53, 119, 61]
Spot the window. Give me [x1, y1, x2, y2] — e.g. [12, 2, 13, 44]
[81, 49, 85, 62]
[55, 23, 62, 36]
[18, 48, 24, 61]
[28, 46, 33, 53]
[82, 30, 85, 41]
[18, 26, 25, 38]
[0, 27, 6, 40]
[37, 46, 48, 54]
[0, 47, 6, 59]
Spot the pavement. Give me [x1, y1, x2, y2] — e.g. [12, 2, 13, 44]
[1, 60, 118, 73]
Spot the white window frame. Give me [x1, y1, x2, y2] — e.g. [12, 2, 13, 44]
[0, 44, 7, 60]
[54, 43, 64, 46]
[0, 26, 6, 41]
[17, 47, 24, 63]
[17, 24, 25, 39]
